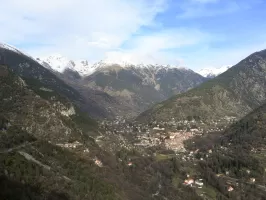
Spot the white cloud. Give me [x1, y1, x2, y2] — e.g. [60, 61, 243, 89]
[182, 41, 266, 70]
[0, 0, 213, 65]
[104, 28, 212, 65]
[0, 0, 168, 60]
[1, 0, 263, 69]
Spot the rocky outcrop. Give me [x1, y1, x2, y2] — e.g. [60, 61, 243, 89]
[0, 65, 92, 143]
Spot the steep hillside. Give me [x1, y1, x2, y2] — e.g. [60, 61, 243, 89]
[137, 49, 266, 123]
[81, 64, 206, 117]
[0, 64, 115, 199]
[183, 103, 266, 199]
[0, 65, 98, 141]
[0, 45, 113, 119]
[58, 68, 137, 119]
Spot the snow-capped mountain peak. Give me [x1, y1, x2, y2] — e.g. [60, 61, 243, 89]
[198, 65, 232, 78]
[37, 54, 74, 73]
[37, 55, 190, 77]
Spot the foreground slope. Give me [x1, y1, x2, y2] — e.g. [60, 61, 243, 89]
[0, 65, 117, 199]
[137, 49, 266, 123]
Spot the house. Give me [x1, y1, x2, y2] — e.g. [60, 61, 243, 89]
[169, 135, 175, 139]
[195, 180, 204, 186]
[83, 148, 89, 153]
[184, 179, 194, 186]
[153, 127, 165, 131]
[94, 157, 103, 167]
[228, 186, 234, 192]
[250, 178, 256, 183]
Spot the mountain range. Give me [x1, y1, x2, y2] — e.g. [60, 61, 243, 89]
[36, 53, 208, 118]
[37, 53, 231, 78]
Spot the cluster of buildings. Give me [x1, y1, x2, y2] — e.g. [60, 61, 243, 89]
[93, 157, 103, 167]
[56, 141, 90, 154]
[183, 177, 204, 189]
[99, 115, 236, 153]
[164, 131, 195, 151]
[56, 141, 82, 149]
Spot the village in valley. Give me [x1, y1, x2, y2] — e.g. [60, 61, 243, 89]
[51, 115, 261, 198]
[98, 116, 237, 152]
[93, 116, 250, 196]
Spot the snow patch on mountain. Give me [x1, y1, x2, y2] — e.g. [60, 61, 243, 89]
[0, 42, 35, 60]
[36, 54, 96, 76]
[0, 42, 192, 76]
[0, 42, 23, 54]
[38, 54, 73, 73]
[38, 55, 190, 77]
[198, 65, 232, 78]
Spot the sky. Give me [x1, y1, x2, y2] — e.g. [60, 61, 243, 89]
[1, 0, 266, 70]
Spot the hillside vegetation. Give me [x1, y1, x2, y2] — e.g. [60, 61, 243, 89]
[184, 103, 266, 199]
[0, 64, 205, 199]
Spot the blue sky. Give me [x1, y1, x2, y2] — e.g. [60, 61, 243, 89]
[1, 0, 266, 70]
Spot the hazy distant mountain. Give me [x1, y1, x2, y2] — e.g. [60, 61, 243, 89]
[198, 65, 232, 78]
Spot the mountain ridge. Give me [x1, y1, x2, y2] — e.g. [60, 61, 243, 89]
[37, 54, 192, 77]
[136, 48, 266, 123]
[34, 49, 207, 118]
